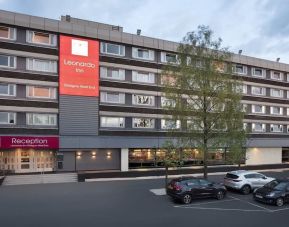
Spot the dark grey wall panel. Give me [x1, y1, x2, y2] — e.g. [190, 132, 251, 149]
[17, 84, 26, 98]
[17, 57, 26, 70]
[57, 151, 75, 171]
[59, 95, 99, 135]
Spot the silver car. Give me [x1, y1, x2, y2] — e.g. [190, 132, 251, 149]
[224, 170, 275, 194]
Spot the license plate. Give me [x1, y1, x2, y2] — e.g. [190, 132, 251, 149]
[256, 194, 263, 199]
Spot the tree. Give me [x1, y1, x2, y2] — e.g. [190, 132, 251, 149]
[162, 25, 247, 179]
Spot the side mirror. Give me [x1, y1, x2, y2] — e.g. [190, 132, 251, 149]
[262, 176, 267, 180]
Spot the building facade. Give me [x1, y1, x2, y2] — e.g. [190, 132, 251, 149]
[0, 10, 289, 173]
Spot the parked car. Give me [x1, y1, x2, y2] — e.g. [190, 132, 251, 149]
[253, 179, 289, 207]
[224, 170, 275, 194]
[166, 177, 227, 204]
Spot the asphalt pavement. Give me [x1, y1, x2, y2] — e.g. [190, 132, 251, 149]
[0, 170, 288, 227]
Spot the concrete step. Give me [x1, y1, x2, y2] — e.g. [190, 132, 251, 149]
[2, 173, 78, 186]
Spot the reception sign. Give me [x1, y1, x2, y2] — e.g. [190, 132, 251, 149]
[0, 136, 59, 149]
[59, 35, 99, 97]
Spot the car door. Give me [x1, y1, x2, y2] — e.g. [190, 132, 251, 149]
[255, 173, 269, 188]
[244, 174, 258, 188]
[186, 179, 201, 198]
[197, 179, 215, 197]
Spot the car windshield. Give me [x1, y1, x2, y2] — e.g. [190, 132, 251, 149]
[264, 180, 287, 190]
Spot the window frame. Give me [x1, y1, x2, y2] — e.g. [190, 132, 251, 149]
[100, 67, 125, 81]
[270, 88, 283, 98]
[26, 58, 57, 73]
[132, 47, 155, 61]
[270, 124, 283, 133]
[160, 52, 179, 64]
[0, 26, 16, 40]
[132, 94, 155, 106]
[252, 67, 265, 78]
[132, 71, 155, 84]
[100, 42, 125, 56]
[100, 116, 125, 128]
[100, 91, 125, 104]
[0, 112, 16, 125]
[252, 123, 266, 132]
[270, 106, 283, 115]
[26, 113, 57, 126]
[26, 30, 57, 47]
[26, 85, 57, 100]
[271, 71, 283, 81]
[0, 54, 16, 68]
[233, 64, 247, 75]
[251, 104, 266, 114]
[132, 118, 155, 129]
[251, 86, 266, 96]
[161, 119, 181, 130]
[0, 83, 16, 96]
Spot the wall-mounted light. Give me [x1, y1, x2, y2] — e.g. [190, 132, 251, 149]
[107, 151, 112, 159]
[91, 151, 96, 159]
[76, 151, 82, 159]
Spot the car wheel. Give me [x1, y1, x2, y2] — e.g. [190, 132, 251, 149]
[182, 194, 192, 204]
[241, 185, 251, 195]
[216, 190, 225, 200]
[276, 197, 284, 207]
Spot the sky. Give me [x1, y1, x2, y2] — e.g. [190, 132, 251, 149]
[1, 0, 289, 63]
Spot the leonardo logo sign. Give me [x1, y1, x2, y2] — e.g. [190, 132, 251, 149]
[59, 35, 99, 97]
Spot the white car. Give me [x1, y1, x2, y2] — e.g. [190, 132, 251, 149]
[224, 170, 275, 194]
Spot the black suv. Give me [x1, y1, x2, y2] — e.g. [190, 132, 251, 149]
[253, 179, 289, 207]
[167, 177, 227, 204]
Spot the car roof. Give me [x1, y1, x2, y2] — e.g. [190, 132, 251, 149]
[172, 176, 196, 182]
[228, 170, 259, 176]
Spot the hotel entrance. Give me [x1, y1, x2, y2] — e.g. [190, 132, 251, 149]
[0, 136, 59, 173]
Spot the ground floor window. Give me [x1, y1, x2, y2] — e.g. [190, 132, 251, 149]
[282, 148, 289, 163]
[129, 148, 242, 169]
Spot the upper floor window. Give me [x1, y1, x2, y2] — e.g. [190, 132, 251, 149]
[27, 86, 56, 99]
[270, 106, 283, 115]
[0, 54, 16, 68]
[251, 105, 265, 114]
[132, 47, 154, 61]
[27, 113, 57, 126]
[100, 42, 125, 56]
[233, 64, 247, 75]
[252, 68, 265, 78]
[100, 91, 125, 104]
[26, 58, 57, 73]
[0, 83, 16, 96]
[161, 52, 179, 64]
[132, 94, 155, 106]
[100, 116, 125, 128]
[0, 26, 16, 40]
[235, 84, 247, 94]
[251, 86, 265, 96]
[132, 71, 155, 84]
[161, 97, 176, 108]
[133, 118, 155, 129]
[161, 119, 181, 130]
[161, 75, 177, 86]
[270, 124, 283, 133]
[252, 123, 266, 132]
[270, 88, 283, 98]
[271, 71, 283, 81]
[26, 31, 57, 46]
[100, 67, 125, 80]
[0, 112, 16, 124]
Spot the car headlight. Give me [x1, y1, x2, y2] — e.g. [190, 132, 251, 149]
[267, 192, 276, 197]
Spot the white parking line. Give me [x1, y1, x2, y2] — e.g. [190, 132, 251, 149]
[175, 206, 269, 212]
[150, 188, 166, 196]
[271, 207, 289, 212]
[228, 195, 273, 212]
[174, 198, 237, 208]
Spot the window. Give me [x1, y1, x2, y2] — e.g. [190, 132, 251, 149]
[0, 55, 16, 68]
[133, 118, 155, 128]
[243, 123, 248, 130]
[251, 105, 265, 114]
[27, 58, 57, 73]
[252, 68, 265, 78]
[161, 119, 181, 129]
[235, 84, 247, 94]
[132, 71, 155, 84]
[100, 116, 124, 128]
[0, 112, 16, 124]
[132, 47, 154, 61]
[161, 97, 176, 108]
[251, 86, 265, 96]
[270, 106, 283, 115]
[27, 113, 57, 126]
[0, 83, 16, 96]
[100, 42, 125, 56]
[100, 67, 125, 80]
[132, 94, 154, 106]
[270, 88, 283, 98]
[26, 31, 57, 46]
[0, 26, 16, 40]
[27, 86, 56, 99]
[161, 52, 179, 64]
[270, 124, 283, 133]
[271, 71, 283, 81]
[242, 104, 248, 112]
[161, 75, 176, 86]
[100, 92, 125, 104]
[233, 64, 247, 75]
[252, 123, 266, 132]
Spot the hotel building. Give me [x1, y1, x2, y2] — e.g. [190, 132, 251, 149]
[0, 10, 289, 173]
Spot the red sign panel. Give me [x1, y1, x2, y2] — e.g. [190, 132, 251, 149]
[0, 136, 59, 149]
[59, 35, 99, 97]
